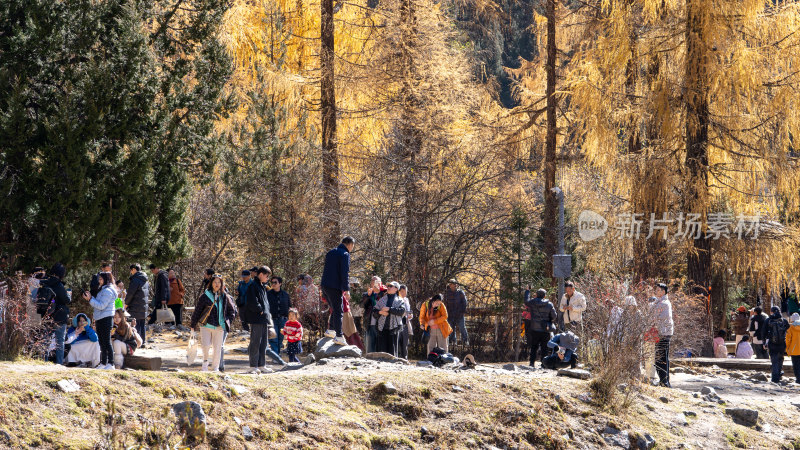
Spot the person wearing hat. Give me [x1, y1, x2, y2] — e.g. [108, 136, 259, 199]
[731, 306, 751, 346]
[765, 306, 790, 382]
[651, 283, 673, 388]
[525, 287, 557, 368]
[40, 263, 72, 364]
[444, 279, 469, 346]
[785, 312, 800, 384]
[236, 269, 255, 331]
[371, 281, 407, 356]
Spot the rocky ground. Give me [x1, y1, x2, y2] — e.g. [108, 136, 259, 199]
[0, 326, 798, 449]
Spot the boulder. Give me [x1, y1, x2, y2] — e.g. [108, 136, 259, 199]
[557, 368, 591, 380]
[674, 413, 688, 426]
[725, 408, 758, 427]
[502, 364, 518, 372]
[375, 381, 398, 395]
[172, 401, 206, 440]
[750, 372, 768, 382]
[602, 427, 629, 448]
[313, 337, 362, 360]
[636, 433, 656, 450]
[57, 379, 80, 393]
[365, 352, 409, 364]
[242, 425, 253, 441]
[700, 386, 716, 396]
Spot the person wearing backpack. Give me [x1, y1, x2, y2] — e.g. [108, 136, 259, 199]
[39, 263, 71, 364]
[765, 306, 790, 383]
[785, 313, 800, 384]
[525, 287, 557, 368]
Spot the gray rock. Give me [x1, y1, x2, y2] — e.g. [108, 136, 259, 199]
[452, 385, 464, 393]
[557, 368, 591, 380]
[365, 352, 409, 364]
[417, 360, 433, 367]
[300, 354, 316, 365]
[675, 413, 688, 426]
[683, 411, 697, 418]
[280, 363, 306, 371]
[313, 337, 363, 360]
[750, 372, 768, 382]
[729, 372, 743, 379]
[725, 408, 758, 427]
[602, 427, 629, 448]
[502, 364, 518, 372]
[316, 359, 328, 365]
[57, 379, 80, 393]
[376, 381, 397, 395]
[172, 401, 206, 439]
[636, 433, 656, 450]
[517, 365, 537, 372]
[659, 396, 669, 403]
[700, 386, 716, 396]
[242, 425, 253, 441]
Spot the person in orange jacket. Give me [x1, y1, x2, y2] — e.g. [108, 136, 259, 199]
[419, 294, 452, 354]
[785, 313, 800, 384]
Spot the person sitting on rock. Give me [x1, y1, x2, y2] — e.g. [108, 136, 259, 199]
[713, 330, 728, 358]
[735, 334, 754, 359]
[65, 313, 100, 368]
[542, 330, 579, 370]
[111, 309, 142, 369]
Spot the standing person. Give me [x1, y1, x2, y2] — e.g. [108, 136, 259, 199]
[148, 264, 170, 325]
[341, 292, 364, 351]
[371, 282, 407, 356]
[124, 264, 150, 345]
[267, 276, 291, 355]
[167, 269, 185, 327]
[27, 267, 46, 327]
[397, 285, 413, 360]
[84, 272, 117, 370]
[731, 306, 750, 345]
[111, 309, 142, 369]
[89, 262, 112, 298]
[39, 263, 71, 364]
[652, 283, 674, 388]
[765, 306, 790, 383]
[525, 287, 558, 368]
[115, 280, 126, 310]
[419, 294, 452, 354]
[444, 279, 469, 346]
[244, 266, 284, 372]
[198, 268, 215, 297]
[236, 270, 254, 331]
[320, 236, 355, 346]
[559, 281, 587, 334]
[282, 308, 304, 363]
[362, 276, 385, 353]
[749, 307, 769, 359]
[785, 313, 800, 384]
[190, 275, 237, 372]
[295, 274, 322, 333]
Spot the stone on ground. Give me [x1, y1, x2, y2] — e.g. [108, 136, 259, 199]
[725, 408, 759, 427]
[172, 401, 206, 439]
[313, 337, 362, 360]
[365, 352, 409, 364]
[57, 379, 80, 393]
[602, 427, 629, 448]
[557, 368, 591, 380]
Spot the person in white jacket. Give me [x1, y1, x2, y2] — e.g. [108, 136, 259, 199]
[83, 272, 117, 370]
[559, 281, 587, 333]
[651, 283, 674, 387]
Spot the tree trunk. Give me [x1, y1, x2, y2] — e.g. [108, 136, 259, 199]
[321, 0, 340, 248]
[684, 0, 711, 290]
[543, 0, 558, 287]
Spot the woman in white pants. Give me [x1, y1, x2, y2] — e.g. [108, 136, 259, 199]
[111, 309, 142, 369]
[190, 275, 236, 372]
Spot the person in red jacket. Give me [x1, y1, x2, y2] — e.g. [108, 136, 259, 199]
[282, 308, 304, 363]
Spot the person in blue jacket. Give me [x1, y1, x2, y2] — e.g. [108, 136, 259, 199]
[65, 313, 100, 368]
[542, 330, 579, 370]
[84, 272, 117, 370]
[320, 236, 355, 345]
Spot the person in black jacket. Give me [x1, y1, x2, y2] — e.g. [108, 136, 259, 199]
[245, 267, 284, 372]
[749, 306, 769, 359]
[267, 276, 292, 356]
[89, 262, 111, 298]
[765, 306, 790, 382]
[189, 275, 237, 372]
[525, 287, 558, 368]
[124, 264, 150, 344]
[41, 263, 71, 364]
[147, 264, 171, 325]
[320, 236, 354, 345]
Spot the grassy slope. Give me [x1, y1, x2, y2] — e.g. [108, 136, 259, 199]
[0, 360, 797, 449]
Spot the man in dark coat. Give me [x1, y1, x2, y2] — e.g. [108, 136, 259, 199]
[749, 306, 769, 359]
[765, 306, 789, 382]
[444, 279, 469, 346]
[124, 264, 150, 344]
[320, 236, 354, 345]
[525, 287, 557, 367]
[40, 263, 71, 364]
[246, 267, 285, 371]
[89, 262, 111, 298]
[267, 275, 292, 356]
[148, 264, 171, 325]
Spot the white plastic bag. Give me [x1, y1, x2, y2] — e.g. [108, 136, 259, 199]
[186, 330, 197, 366]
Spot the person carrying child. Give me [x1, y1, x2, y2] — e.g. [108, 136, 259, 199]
[282, 308, 304, 363]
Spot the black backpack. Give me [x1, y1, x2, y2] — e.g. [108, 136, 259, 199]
[36, 285, 56, 316]
[768, 318, 787, 346]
